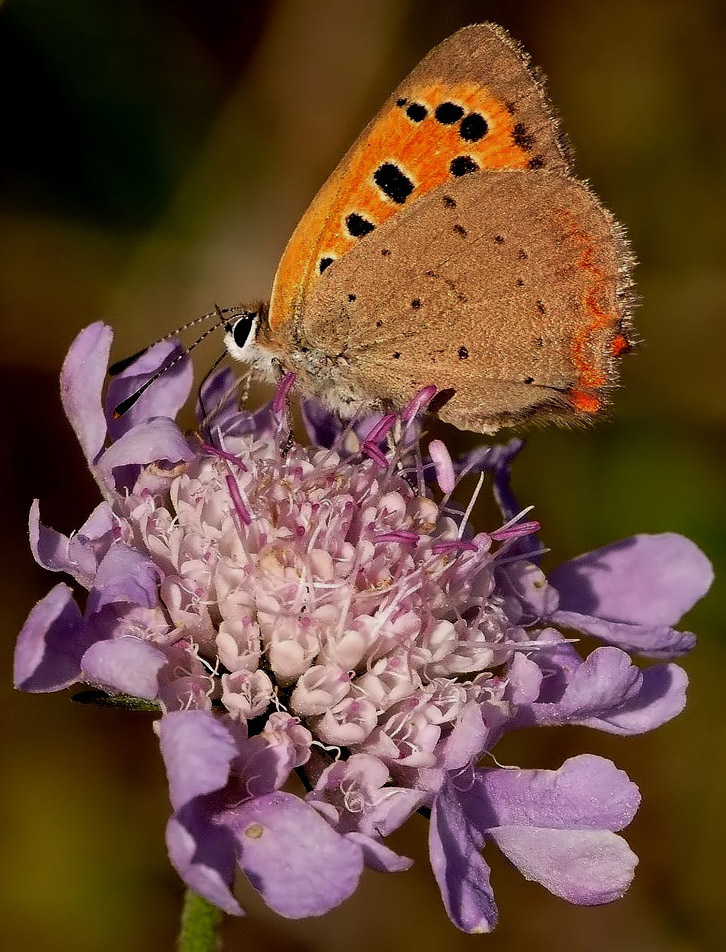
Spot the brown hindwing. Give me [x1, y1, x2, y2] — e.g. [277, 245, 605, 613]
[296, 169, 633, 434]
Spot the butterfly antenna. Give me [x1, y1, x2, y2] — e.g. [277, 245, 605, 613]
[113, 319, 229, 419]
[108, 305, 239, 376]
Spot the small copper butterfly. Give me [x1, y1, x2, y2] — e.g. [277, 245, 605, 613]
[169, 24, 635, 434]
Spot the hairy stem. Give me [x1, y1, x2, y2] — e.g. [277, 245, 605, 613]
[178, 889, 224, 952]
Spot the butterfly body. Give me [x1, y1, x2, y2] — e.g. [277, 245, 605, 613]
[225, 23, 634, 434]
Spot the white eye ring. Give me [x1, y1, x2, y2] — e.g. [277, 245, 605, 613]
[224, 311, 259, 362]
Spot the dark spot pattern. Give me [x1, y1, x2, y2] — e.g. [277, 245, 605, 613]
[536, 337, 544, 348]
[460, 113, 488, 142]
[348, 293, 356, 302]
[406, 102, 427, 122]
[518, 249, 528, 260]
[458, 346, 469, 359]
[345, 212, 375, 238]
[319, 257, 334, 273]
[494, 235, 505, 245]
[453, 224, 467, 237]
[393, 352, 401, 359]
[528, 155, 545, 170]
[442, 195, 457, 208]
[536, 300, 546, 315]
[376, 320, 383, 328]
[381, 248, 391, 257]
[436, 102, 465, 124]
[516, 278, 525, 287]
[524, 376, 535, 384]
[396, 97, 407, 107]
[411, 298, 421, 309]
[450, 155, 478, 177]
[512, 122, 535, 152]
[374, 162, 414, 204]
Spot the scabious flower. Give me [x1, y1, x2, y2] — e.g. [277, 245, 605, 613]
[15, 323, 712, 932]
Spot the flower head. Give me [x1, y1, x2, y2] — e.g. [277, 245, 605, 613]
[15, 323, 713, 931]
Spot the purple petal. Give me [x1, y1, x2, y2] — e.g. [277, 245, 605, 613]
[87, 544, 160, 614]
[106, 340, 193, 440]
[558, 647, 642, 718]
[14, 583, 85, 692]
[98, 418, 194, 477]
[551, 609, 696, 659]
[235, 734, 297, 799]
[301, 399, 343, 449]
[345, 832, 413, 872]
[499, 561, 559, 619]
[487, 826, 638, 905]
[441, 702, 489, 772]
[429, 779, 497, 934]
[505, 653, 544, 705]
[470, 755, 640, 832]
[550, 533, 713, 626]
[159, 711, 238, 811]
[584, 663, 688, 735]
[60, 322, 112, 466]
[166, 809, 242, 915]
[29, 500, 98, 588]
[81, 637, 167, 699]
[228, 792, 364, 918]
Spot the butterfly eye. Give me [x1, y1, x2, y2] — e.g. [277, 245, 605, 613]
[224, 311, 259, 362]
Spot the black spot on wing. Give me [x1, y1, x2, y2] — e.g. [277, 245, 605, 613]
[374, 163, 414, 204]
[319, 256, 334, 273]
[458, 346, 469, 359]
[453, 224, 467, 237]
[345, 213, 375, 238]
[512, 122, 535, 152]
[411, 298, 421, 309]
[528, 156, 545, 170]
[450, 156, 479, 177]
[442, 195, 457, 208]
[435, 102, 464, 124]
[460, 113, 488, 142]
[406, 102, 427, 122]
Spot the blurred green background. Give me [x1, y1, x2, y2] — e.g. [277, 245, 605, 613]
[1, 1, 723, 949]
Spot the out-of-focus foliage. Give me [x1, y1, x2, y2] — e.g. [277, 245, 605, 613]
[1, 1, 723, 950]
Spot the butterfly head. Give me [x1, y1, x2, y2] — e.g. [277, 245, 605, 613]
[222, 302, 279, 380]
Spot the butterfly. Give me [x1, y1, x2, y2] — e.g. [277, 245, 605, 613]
[193, 24, 634, 435]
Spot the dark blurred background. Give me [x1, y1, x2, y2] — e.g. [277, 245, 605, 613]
[1, 1, 723, 949]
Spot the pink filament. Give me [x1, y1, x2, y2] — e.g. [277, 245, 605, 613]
[225, 475, 251, 525]
[273, 372, 297, 413]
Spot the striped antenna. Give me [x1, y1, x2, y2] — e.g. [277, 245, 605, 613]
[112, 306, 233, 418]
[108, 305, 241, 376]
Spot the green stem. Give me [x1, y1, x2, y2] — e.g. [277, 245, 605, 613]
[177, 889, 224, 952]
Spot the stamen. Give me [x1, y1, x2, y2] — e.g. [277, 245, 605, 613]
[225, 474, 251, 525]
[431, 540, 478, 555]
[273, 372, 297, 414]
[361, 442, 388, 467]
[490, 520, 540, 541]
[200, 443, 248, 471]
[402, 384, 437, 422]
[364, 413, 397, 443]
[457, 471, 486, 540]
[373, 530, 420, 544]
[429, 440, 455, 493]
